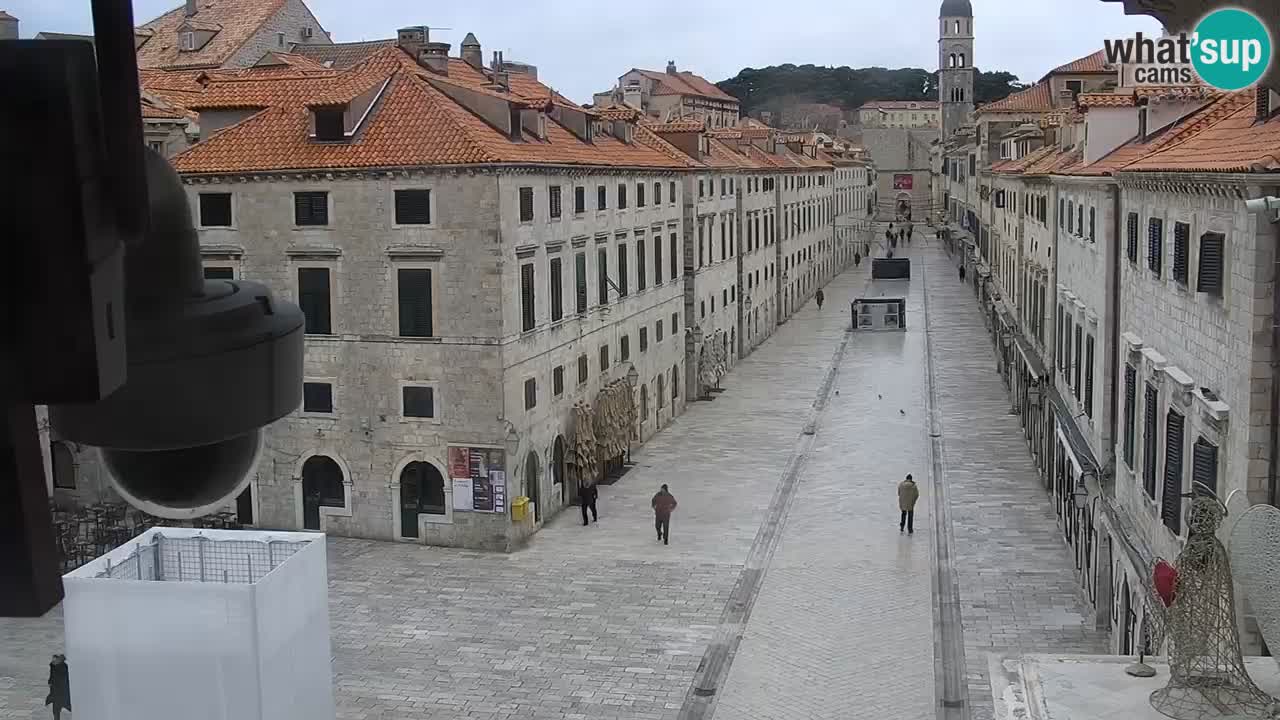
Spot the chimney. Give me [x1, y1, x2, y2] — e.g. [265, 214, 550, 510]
[1257, 87, 1275, 122]
[492, 51, 509, 92]
[461, 32, 482, 70]
[0, 11, 17, 40]
[419, 41, 450, 75]
[184, 0, 197, 17]
[396, 26, 428, 58]
[666, 60, 677, 75]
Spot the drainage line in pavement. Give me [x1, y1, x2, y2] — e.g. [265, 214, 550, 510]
[921, 257, 972, 720]
[677, 330, 854, 720]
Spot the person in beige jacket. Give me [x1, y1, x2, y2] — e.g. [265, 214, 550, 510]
[898, 474, 920, 534]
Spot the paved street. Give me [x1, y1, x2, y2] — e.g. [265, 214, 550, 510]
[0, 241, 1105, 720]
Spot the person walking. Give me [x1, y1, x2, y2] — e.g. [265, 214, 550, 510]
[959, 264, 967, 283]
[652, 484, 678, 545]
[854, 252, 861, 267]
[898, 474, 920, 535]
[815, 288, 825, 309]
[46, 654, 70, 720]
[906, 223, 914, 243]
[579, 482, 598, 525]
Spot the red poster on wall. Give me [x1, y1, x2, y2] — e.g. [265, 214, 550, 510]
[893, 174, 914, 190]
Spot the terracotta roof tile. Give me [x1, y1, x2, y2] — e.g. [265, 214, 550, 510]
[291, 40, 396, 69]
[1026, 146, 1083, 175]
[642, 120, 705, 132]
[993, 144, 1057, 174]
[978, 82, 1053, 114]
[632, 68, 736, 102]
[1121, 91, 1279, 172]
[1078, 92, 1135, 108]
[1045, 49, 1111, 78]
[135, 0, 290, 70]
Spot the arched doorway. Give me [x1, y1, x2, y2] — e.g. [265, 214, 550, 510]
[640, 384, 649, 423]
[524, 451, 540, 522]
[657, 375, 666, 410]
[553, 436, 569, 504]
[399, 461, 445, 539]
[300, 455, 344, 531]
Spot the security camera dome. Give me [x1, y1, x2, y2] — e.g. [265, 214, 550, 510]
[50, 148, 304, 519]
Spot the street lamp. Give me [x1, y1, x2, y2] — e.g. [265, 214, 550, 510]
[503, 422, 520, 471]
[1072, 468, 1095, 511]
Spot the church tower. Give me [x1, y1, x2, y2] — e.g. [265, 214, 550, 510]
[939, 0, 975, 139]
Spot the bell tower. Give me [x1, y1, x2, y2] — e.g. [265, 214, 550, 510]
[939, 0, 975, 140]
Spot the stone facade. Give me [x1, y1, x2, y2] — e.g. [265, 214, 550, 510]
[223, 0, 331, 68]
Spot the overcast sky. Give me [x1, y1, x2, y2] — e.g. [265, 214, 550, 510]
[11, 0, 1161, 103]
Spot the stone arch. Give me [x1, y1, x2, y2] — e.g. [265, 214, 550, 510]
[524, 450, 541, 521]
[390, 452, 451, 539]
[958, 53, 966, 67]
[294, 452, 352, 531]
[948, 53, 956, 68]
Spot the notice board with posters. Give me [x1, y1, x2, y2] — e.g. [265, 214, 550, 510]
[893, 174, 914, 190]
[447, 446, 507, 513]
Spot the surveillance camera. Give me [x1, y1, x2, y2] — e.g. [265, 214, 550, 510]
[1245, 196, 1280, 215]
[50, 149, 304, 519]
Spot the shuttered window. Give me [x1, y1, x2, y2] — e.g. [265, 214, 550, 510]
[617, 244, 628, 296]
[640, 327, 649, 353]
[617, 183, 627, 209]
[549, 185, 562, 219]
[1077, 204, 1083, 237]
[574, 186, 585, 214]
[1192, 437, 1219, 498]
[656, 319, 664, 342]
[578, 354, 588, 384]
[549, 257, 563, 322]
[1067, 200, 1074, 233]
[397, 269, 433, 337]
[671, 312, 679, 334]
[1162, 409, 1185, 534]
[1126, 213, 1138, 263]
[298, 267, 332, 334]
[553, 366, 564, 396]
[597, 185, 607, 210]
[637, 183, 646, 208]
[1084, 334, 1095, 418]
[1147, 218, 1163, 276]
[520, 262, 535, 332]
[1089, 207, 1096, 242]
[294, 191, 328, 226]
[669, 181, 676, 204]
[620, 335, 630, 361]
[599, 344, 609, 371]
[1123, 364, 1136, 468]
[1056, 307, 1064, 367]
[519, 187, 534, 222]
[655, 239, 664, 284]
[1197, 232, 1225, 297]
[1063, 318, 1073, 386]
[523, 378, 537, 410]
[1143, 382, 1159, 498]
[597, 247, 609, 305]
[394, 189, 432, 225]
[199, 193, 233, 227]
[574, 252, 588, 314]
[636, 239, 647, 291]
[654, 182, 662, 205]
[1073, 324, 1083, 398]
[1172, 222, 1190, 284]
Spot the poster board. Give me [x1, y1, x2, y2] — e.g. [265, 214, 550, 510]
[447, 446, 507, 513]
[893, 173, 914, 190]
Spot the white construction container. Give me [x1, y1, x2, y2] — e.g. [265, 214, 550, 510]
[62, 527, 335, 720]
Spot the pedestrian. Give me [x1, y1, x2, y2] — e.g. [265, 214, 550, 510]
[815, 288, 825, 309]
[907, 224, 913, 243]
[959, 264, 967, 283]
[46, 654, 70, 720]
[898, 474, 920, 535]
[579, 482, 598, 525]
[854, 252, 861, 267]
[652, 484, 678, 545]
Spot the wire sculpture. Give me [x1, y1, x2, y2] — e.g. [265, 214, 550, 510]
[1145, 492, 1279, 719]
[1228, 503, 1280, 674]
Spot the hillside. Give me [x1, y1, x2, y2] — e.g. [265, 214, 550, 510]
[716, 64, 1025, 126]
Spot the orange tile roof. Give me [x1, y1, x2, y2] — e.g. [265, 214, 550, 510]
[1078, 92, 1135, 108]
[1044, 49, 1111, 79]
[291, 40, 396, 69]
[643, 120, 705, 132]
[1134, 85, 1223, 102]
[993, 144, 1057, 174]
[1121, 91, 1279, 172]
[978, 82, 1053, 114]
[135, 0, 292, 70]
[1026, 146, 1083, 176]
[632, 68, 737, 102]
[170, 46, 708, 174]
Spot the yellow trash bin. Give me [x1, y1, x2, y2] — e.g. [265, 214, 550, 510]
[511, 496, 530, 522]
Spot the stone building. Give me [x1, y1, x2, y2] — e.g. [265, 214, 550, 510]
[133, 0, 331, 71]
[855, 100, 940, 130]
[938, 0, 973, 140]
[592, 62, 740, 129]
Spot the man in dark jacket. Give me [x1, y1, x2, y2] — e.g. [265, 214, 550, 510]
[580, 483, 598, 525]
[46, 654, 70, 720]
[652, 484, 678, 545]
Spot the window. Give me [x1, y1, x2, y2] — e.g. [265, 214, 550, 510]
[1170, 222, 1190, 284]
[1147, 218, 1164, 276]
[297, 267, 332, 334]
[519, 187, 534, 222]
[524, 378, 537, 410]
[620, 334, 631, 361]
[671, 312, 679, 334]
[1073, 325, 1083, 398]
[617, 243, 628, 296]
[656, 319, 664, 342]
[700, 300, 706, 319]
[180, 31, 195, 50]
[968, 154, 976, 177]
[394, 189, 432, 225]
[575, 252, 588, 314]
[1084, 335, 1094, 419]
[699, 179, 705, 198]
[1123, 364, 1137, 468]
[1143, 382, 1159, 498]
[1059, 198, 1065, 229]
[204, 266, 234, 280]
[1192, 437, 1219, 498]
[654, 182, 662, 205]
[597, 247, 609, 305]
[1162, 409, 1185, 534]
[1076, 204, 1083, 237]
[669, 181, 676, 204]
[553, 366, 564, 396]
[617, 183, 628, 209]
[520, 262, 536, 332]
[294, 191, 329, 226]
[549, 257, 564, 322]
[597, 185, 607, 210]
[1067, 200, 1074, 234]
[397, 268, 434, 337]
[303, 382, 333, 413]
[672, 365, 680, 398]
[313, 107, 345, 141]
[599, 344, 609, 371]
[549, 185, 562, 219]
[1062, 316, 1072, 382]
[403, 386, 435, 418]
[1197, 232, 1225, 296]
[637, 183, 646, 208]
[640, 327, 649, 352]
[655, 239, 664, 284]
[51, 442, 75, 489]
[1089, 207, 1096, 242]
[574, 186, 585, 214]
[636, 239, 647, 291]
[199, 193, 233, 227]
[1126, 213, 1139, 263]
[578, 355, 588, 384]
